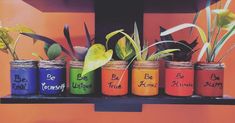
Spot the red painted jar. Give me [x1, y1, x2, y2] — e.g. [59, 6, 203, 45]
[195, 63, 224, 97]
[165, 61, 194, 96]
[101, 61, 128, 96]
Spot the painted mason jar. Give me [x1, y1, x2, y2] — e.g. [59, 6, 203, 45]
[70, 61, 95, 95]
[195, 63, 224, 97]
[38, 60, 66, 96]
[132, 61, 159, 96]
[10, 60, 38, 95]
[101, 61, 128, 96]
[165, 61, 194, 96]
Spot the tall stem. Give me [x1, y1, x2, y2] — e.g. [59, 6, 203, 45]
[1, 37, 18, 60]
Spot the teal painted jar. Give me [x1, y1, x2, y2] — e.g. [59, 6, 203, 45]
[69, 61, 95, 95]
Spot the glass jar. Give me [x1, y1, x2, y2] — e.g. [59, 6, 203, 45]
[38, 60, 66, 96]
[132, 61, 159, 96]
[195, 62, 225, 97]
[70, 61, 95, 95]
[101, 61, 128, 96]
[165, 61, 194, 96]
[10, 60, 38, 95]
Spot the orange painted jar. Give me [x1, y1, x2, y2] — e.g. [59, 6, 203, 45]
[132, 61, 159, 96]
[165, 61, 194, 96]
[195, 63, 224, 97]
[101, 61, 128, 96]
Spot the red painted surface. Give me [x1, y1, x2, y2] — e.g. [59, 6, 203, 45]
[165, 68, 194, 96]
[101, 68, 128, 96]
[195, 69, 224, 97]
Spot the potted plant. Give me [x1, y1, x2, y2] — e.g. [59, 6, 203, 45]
[22, 23, 94, 96]
[156, 26, 198, 97]
[0, 24, 37, 95]
[118, 24, 179, 96]
[160, 0, 235, 97]
[81, 28, 135, 96]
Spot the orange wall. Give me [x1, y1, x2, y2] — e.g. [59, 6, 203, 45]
[1, 0, 235, 123]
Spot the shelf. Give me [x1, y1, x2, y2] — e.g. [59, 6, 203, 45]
[23, 0, 219, 13]
[1, 94, 235, 112]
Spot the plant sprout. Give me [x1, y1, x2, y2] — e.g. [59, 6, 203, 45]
[156, 26, 198, 61]
[0, 24, 35, 60]
[22, 23, 93, 60]
[82, 23, 181, 76]
[160, 0, 235, 63]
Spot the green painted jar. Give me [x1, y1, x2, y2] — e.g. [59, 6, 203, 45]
[69, 61, 95, 95]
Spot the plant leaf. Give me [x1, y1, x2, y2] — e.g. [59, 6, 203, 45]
[73, 46, 88, 61]
[213, 9, 235, 28]
[82, 44, 113, 76]
[64, 25, 75, 55]
[134, 22, 141, 50]
[224, 0, 231, 9]
[197, 42, 210, 61]
[120, 32, 142, 61]
[190, 11, 200, 35]
[141, 40, 148, 60]
[115, 36, 135, 60]
[0, 28, 13, 49]
[21, 33, 74, 58]
[105, 29, 124, 49]
[160, 23, 212, 55]
[47, 43, 62, 60]
[206, 0, 211, 42]
[147, 49, 180, 61]
[211, 25, 235, 61]
[84, 22, 92, 47]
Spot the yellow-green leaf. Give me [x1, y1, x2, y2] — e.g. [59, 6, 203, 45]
[0, 28, 13, 49]
[82, 44, 113, 76]
[115, 36, 135, 60]
[213, 9, 235, 28]
[105, 29, 124, 49]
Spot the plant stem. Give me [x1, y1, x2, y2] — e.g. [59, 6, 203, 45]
[1, 37, 18, 60]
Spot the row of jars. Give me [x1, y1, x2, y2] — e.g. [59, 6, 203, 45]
[10, 60, 224, 97]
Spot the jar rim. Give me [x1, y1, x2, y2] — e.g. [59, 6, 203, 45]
[39, 60, 66, 68]
[165, 61, 193, 68]
[195, 62, 225, 70]
[102, 60, 128, 69]
[133, 60, 159, 68]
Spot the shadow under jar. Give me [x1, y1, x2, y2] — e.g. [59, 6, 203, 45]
[38, 60, 66, 96]
[165, 61, 194, 97]
[132, 61, 159, 96]
[69, 61, 95, 95]
[101, 61, 128, 96]
[10, 60, 38, 95]
[195, 62, 225, 97]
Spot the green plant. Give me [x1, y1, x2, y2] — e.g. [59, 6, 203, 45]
[160, 0, 235, 63]
[156, 26, 198, 61]
[82, 23, 181, 76]
[22, 23, 93, 60]
[0, 24, 35, 60]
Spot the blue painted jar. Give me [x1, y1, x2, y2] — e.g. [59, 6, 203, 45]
[38, 60, 66, 96]
[10, 60, 38, 95]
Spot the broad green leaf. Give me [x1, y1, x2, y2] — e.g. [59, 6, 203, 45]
[213, 9, 235, 28]
[105, 29, 124, 49]
[120, 32, 142, 61]
[147, 49, 179, 61]
[32, 52, 43, 60]
[134, 22, 141, 50]
[211, 25, 235, 61]
[115, 36, 135, 60]
[141, 40, 148, 60]
[82, 44, 113, 76]
[197, 42, 210, 61]
[47, 43, 62, 60]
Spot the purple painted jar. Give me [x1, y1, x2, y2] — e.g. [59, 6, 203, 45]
[38, 60, 66, 96]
